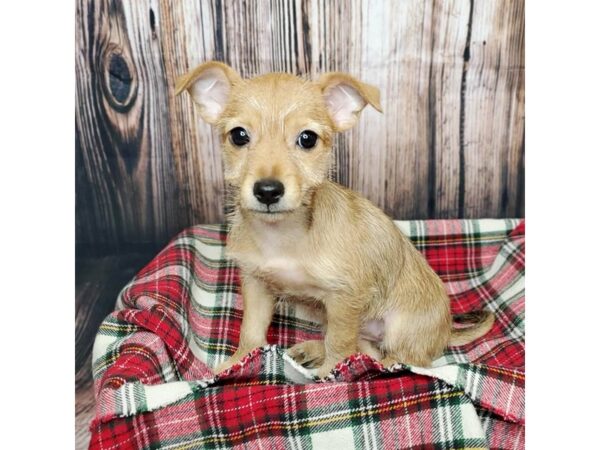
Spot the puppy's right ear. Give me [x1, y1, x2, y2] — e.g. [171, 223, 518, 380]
[175, 61, 241, 124]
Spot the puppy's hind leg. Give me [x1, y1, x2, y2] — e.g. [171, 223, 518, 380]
[380, 310, 450, 368]
[289, 337, 382, 369]
[357, 338, 382, 361]
[287, 340, 326, 368]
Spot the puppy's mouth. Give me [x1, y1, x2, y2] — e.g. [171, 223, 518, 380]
[248, 206, 295, 215]
[244, 206, 296, 223]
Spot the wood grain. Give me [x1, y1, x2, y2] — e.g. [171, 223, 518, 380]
[462, 0, 525, 217]
[76, 0, 180, 250]
[76, 0, 525, 246]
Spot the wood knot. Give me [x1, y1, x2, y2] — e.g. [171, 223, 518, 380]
[102, 45, 137, 112]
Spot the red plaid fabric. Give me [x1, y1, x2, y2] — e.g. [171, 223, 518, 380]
[90, 219, 524, 449]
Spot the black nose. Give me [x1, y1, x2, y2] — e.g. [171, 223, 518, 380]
[253, 179, 284, 206]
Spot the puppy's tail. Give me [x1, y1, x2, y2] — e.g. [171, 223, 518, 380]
[449, 310, 495, 346]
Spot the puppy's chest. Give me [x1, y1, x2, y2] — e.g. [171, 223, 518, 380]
[256, 256, 312, 290]
[257, 252, 325, 297]
[238, 235, 326, 298]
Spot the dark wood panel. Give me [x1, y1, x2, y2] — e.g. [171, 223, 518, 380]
[76, 0, 525, 247]
[76, 0, 182, 250]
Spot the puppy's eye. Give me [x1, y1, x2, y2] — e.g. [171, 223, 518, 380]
[229, 127, 250, 146]
[297, 130, 318, 150]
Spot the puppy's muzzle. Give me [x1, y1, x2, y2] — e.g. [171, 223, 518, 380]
[253, 179, 284, 206]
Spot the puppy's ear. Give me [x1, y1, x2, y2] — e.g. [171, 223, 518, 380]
[318, 73, 383, 131]
[175, 61, 241, 124]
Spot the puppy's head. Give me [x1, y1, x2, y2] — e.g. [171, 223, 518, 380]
[176, 61, 381, 221]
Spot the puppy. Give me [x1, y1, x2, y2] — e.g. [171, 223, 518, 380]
[176, 62, 494, 378]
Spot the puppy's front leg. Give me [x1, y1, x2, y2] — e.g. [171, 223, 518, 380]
[316, 294, 361, 378]
[214, 274, 275, 374]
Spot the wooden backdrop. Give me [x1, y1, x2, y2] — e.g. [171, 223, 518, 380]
[76, 0, 524, 251]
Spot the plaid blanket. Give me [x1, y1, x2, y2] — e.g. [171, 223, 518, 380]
[90, 219, 525, 449]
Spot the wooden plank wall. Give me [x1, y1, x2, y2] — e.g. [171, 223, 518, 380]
[76, 0, 524, 250]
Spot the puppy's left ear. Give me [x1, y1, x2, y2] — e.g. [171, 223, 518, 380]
[318, 73, 383, 131]
[175, 61, 242, 124]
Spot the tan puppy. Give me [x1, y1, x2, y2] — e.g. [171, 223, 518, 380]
[176, 62, 494, 378]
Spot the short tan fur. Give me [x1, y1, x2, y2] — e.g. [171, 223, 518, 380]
[176, 61, 494, 377]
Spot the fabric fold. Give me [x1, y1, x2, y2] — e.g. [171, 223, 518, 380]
[89, 219, 524, 450]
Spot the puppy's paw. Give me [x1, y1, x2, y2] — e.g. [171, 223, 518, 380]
[214, 354, 242, 375]
[287, 340, 325, 368]
[316, 360, 337, 378]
